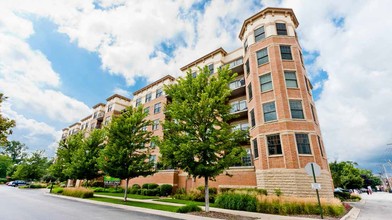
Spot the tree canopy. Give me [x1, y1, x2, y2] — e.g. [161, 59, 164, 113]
[12, 150, 49, 181]
[99, 106, 155, 201]
[1, 140, 28, 164]
[0, 93, 15, 146]
[160, 66, 247, 211]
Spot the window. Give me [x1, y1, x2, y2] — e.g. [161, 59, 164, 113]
[142, 125, 147, 131]
[229, 78, 245, 90]
[310, 104, 317, 123]
[150, 141, 156, 149]
[152, 119, 159, 130]
[145, 93, 152, 102]
[299, 50, 305, 67]
[280, 45, 292, 60]
[230, 100, 247, 113]
[150, 155, 156, 164]
[233, 123, 249, 131]
[284, 71, 298, 88]
[93, 112, 98, 119]
[104, 116, 111, 125]
[135, 98, 142, 107]
[242, 148, 252, 166]
[267, 134, 282, 155]
[244, 39, 248, 53]
[192, 72, 197, 78]
[296, 134, 311, 154]
[247, 83, 253, 100]
[154, 102, 161, 114]
[263, 101, 277, 122]
[144, 107, 150, 115]
[250, 109, 256, 127]
[256, 48, 268, 65]
[259, 73, 272, 92]
[276, 23, 287, 35]
[107, 104, 113, 112]
[289, 100, 304, 119]
[208, 64, 214, 74]
[252, 138, 259, 158]
[245, 60, 250, 75]
[317, 136, 324, 157]
[156, 88, 163, 98]
[254, 26, 265, 42]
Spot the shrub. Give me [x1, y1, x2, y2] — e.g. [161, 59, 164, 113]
[274, 188, 282, 197]
[52, 187, 64, 194]
[148, 183, 159, 189]
[132, 184, 141, 189]
[334, 191, 351, 201]
[216, 193, 257, 212]
[92, 187, 105, 192]
[176, 204, 202, 213]
[349, 194, 361, 201]
[142, 183, 149, 189]
[0, 178, 8, 183]
[62, 187, 94, 198]
[47, 184, 59, 189]
[29, 183, 47, 188]
[220, 187, 267, 196]
[197, 186, 217, 195]
[159, 184, 173, 196]
[107, 187, 124, 193]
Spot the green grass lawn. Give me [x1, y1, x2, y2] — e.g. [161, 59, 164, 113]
[155, 198, 217, 207]
[88, 197, 179, 212]
[94, 192, 159, 200]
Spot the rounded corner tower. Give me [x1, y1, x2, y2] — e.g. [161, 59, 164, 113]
[239, 7, 334, 198]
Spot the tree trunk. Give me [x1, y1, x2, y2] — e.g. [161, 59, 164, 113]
[205, 176, 209, 212]
[124, 178, 129, 202]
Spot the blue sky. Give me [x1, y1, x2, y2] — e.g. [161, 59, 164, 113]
[1, 0, 392, 175]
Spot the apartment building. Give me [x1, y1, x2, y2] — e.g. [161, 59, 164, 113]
[62, 7, 333, 198]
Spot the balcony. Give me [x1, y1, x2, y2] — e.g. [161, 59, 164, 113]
[230, 100, 248, 119]
[229, 78, 246, 98]
[228, 57, 244, 75]
[93, 111, 105, 121]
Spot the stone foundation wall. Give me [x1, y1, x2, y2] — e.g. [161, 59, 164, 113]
[256, 169, 334, 198]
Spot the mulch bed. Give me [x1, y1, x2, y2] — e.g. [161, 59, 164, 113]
[190, 211, 257, 220]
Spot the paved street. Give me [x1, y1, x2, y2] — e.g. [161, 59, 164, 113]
[350, 192, 392, 220]
[0, 185, 178, 220]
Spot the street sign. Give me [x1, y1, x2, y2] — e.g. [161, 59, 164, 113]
[305, 162, 321, 177]
[311, 183, 321, 190]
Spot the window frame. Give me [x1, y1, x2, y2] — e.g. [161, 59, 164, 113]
[152, 119, 159, 130]
[144, 107, 150, 115]
[156, 88, 163, 98]
[145, 92, 152, 102]
[247, 83, 253, 100]
[208, 64, 214, 75]
[250, 109, 256, 127]
[284, 71, 298, 88]
[135, 98, 142, 107]
[254, 26, 265, 42]
[276, 23, 287, 35]
[263, 101, 277, 122]
[259, 73, 273, 92]
[267, 134, 283, 155]
[280, 45, 293, 60]
[295, 133, 312, 155]
[289, 100, 305, 119]
[154, 102, 161, 114]
[252, 138, 259, 159]
[256, 48, 269, 66]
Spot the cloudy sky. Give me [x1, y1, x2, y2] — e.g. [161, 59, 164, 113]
[1, 0, 391, 173]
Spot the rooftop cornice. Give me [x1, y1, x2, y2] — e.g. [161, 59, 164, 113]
[180, 47, 227, 71]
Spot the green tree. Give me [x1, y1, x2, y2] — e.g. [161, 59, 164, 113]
[1, 140, 28, 164]
[68, 129, 106, 184]
[99, 106, 155, 201]
[330, 161, 364, 189]
[12, 150, 49, 181]
[160, 66, 246, 212]
[0, 155, 12, 178]
[50, 133, 83, 181]
[0, 94, 15, 146]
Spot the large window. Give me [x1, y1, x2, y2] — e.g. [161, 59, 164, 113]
[208, 64, 214, 74]
[254, 26, 265, 42]
[280, 45, 293, 60]
[156, 88, 163, 98]
[247, 83, 253, 100]
[230, 100, 247, 113]
[135, 98, 142, 107]
[317, 136, 324, 157]
[250, 109, 256, 127]
[289, 100, 304, 119]
[276, 23, 287, 35]
[150, 141, 156, 149]
[107, 104, 113, 112]
[267, 134, 282, 155]
[252, 138, 259, 158]
[144, 107, 150, 115]
[242, 148, 252, 166]
[154, 102, 161, 114]
[284, 71, 298, 88]
[145, 92, 152, 102]
[296, 134, 311, 154]
[256, 48, 268, 65]
[152, 119, 159, 130]
[263, 101, 277, 122]
[259, 73, 272, 92]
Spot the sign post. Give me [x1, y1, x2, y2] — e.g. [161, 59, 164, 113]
[305, 162, 323, 219]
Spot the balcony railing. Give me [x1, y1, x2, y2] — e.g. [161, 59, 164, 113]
[229, 78, 245, 90]
[230, 100, 247, 113]
[228, 58, 243, 69]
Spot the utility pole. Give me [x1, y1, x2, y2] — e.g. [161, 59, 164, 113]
[382, 163, 392, 190]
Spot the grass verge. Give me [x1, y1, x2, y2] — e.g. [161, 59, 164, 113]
[156, 198, 217, 207]
[94, 192, 158, 200]
[88, 197, 179, 212]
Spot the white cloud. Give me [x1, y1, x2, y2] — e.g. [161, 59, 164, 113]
[112, 87, 131, 97]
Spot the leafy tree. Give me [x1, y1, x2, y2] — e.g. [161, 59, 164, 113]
[68, 129, 106, 183]
[50, 133, 83, 181]
[0, 155, 12, 178]
[0, 94, 15, 146]
[160, 66, 246, 212]
[1, 140, 28, 164]
[99, 106, 155, 201]
[12, 150, 49, 181]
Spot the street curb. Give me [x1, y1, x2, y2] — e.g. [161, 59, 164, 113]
[340, 207, 360, 220]
[45, 193, 219, 220]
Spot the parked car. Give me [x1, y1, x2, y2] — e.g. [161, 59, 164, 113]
[8, 180, 27, 187]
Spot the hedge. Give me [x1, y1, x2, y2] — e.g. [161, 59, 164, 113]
[62, 187, 94, 198]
